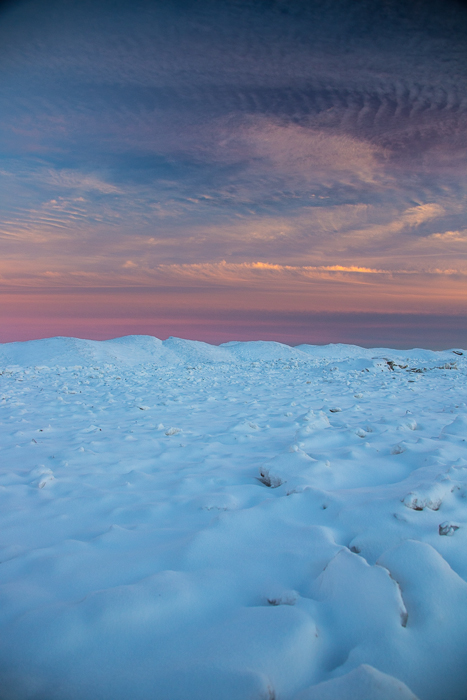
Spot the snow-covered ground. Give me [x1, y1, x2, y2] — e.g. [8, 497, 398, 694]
[0, 336, 466, 700]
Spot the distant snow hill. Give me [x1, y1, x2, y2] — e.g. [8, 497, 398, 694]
[0, 334, 462, 369]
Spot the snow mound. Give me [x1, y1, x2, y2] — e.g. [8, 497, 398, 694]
[221, 339, 309, 362]
[0, 335, 179, 368]
[163, 336, 234, 364]
[0, 335, 236, 369]
[294, 664, 420, 700]
[442, 415, 467, 436]
[296, 343, 374, 359]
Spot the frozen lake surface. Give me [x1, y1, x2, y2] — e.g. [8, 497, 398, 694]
[0, 336, 466, 700]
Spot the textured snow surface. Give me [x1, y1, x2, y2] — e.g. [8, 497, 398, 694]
[0, 336, 466, 700]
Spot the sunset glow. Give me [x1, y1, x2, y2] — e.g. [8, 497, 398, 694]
[1, 0, 467, 346]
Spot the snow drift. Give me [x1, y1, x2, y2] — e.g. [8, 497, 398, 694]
[0, 336, 465, 700]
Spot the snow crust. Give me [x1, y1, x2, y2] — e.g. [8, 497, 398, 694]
[0, 335, 466, 700]
[295, 663, 420, 699]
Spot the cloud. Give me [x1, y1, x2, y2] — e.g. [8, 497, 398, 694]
[430, 229, 467, 242]
[41, 170, 123, 194]
[340, 203, 447, 246]
[229, 120, 386, 190]
[135, 260, 467, 286]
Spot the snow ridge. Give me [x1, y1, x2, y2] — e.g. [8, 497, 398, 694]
[0, 334, 462, 369]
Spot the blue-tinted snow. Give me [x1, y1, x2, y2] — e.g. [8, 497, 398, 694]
[0, 336, 466, 700]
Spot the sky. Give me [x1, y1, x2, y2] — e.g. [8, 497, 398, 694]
[1, 0, 467, 348]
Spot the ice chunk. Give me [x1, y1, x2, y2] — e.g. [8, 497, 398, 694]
[438, 521, 460, 536]
[165, 427, 181, 436]
[402, 479, 452, 511]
